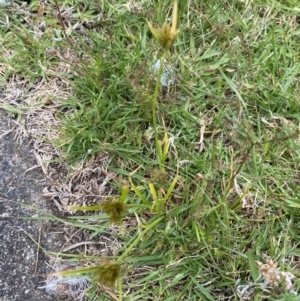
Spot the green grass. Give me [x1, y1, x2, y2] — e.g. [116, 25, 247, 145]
[1, 0, 300, 300]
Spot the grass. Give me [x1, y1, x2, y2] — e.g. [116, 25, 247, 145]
[1, 0, 300, 300]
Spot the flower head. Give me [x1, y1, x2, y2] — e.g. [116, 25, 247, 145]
[147, 0, 178, 51]
[95, 263, 120, 287]
[101, 199, 127, 224]
[257, 259, 296, 292]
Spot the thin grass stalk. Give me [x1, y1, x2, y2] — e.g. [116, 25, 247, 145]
[118, 277, 123, 301]
[152, 50, 168, 166]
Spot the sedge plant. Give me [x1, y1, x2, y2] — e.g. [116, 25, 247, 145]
[54, 183, 164, 301]
[49, 1, 181, 300]
[147, 0, 178, 167]
[142, 0, 180, 215]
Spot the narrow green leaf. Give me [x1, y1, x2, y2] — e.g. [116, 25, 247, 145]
[247, 249, 259, 280]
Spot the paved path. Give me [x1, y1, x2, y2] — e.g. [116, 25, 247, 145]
[0, 110, 57, 301]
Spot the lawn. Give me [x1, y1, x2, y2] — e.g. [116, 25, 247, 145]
[0, 0, 300, 300]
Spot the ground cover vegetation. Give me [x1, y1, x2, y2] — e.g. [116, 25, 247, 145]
[1, 0, 300, 300]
